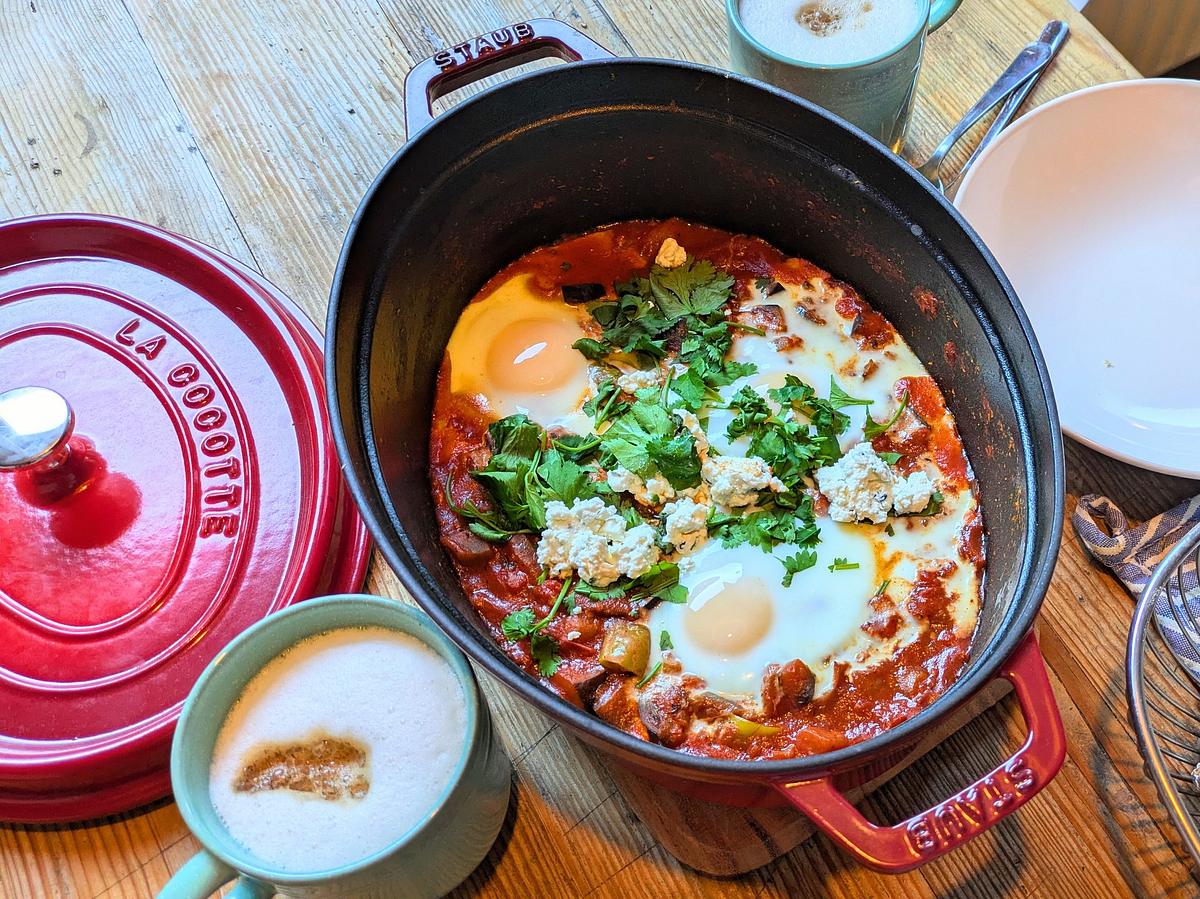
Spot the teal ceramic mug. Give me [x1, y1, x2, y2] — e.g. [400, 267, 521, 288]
[159, 595, 511, 899]
[726, 0, 962, 150]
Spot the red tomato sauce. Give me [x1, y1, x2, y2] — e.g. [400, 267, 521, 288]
[428, 220, 980, 760]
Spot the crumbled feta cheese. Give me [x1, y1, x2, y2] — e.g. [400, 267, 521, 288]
[607, 465, 675, 504]
[672, 408, 708, 456]
[814, 442, 894, 523]
[646, 475, 675, 502]
[892, 470, 936, 515]
[616, 367, 661, 394]
[662, 496, 709, 552]
[536, 497, 660, 586]
[606, 465, 642, 495]
[655, 237, 687, 268]
[701, 455, 781, 508]
[815, 442, 939, 523]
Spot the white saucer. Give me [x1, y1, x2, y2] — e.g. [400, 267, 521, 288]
[956, 79, 1200, 479]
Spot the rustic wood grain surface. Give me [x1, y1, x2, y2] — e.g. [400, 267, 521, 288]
[0, 0, 1192, 895]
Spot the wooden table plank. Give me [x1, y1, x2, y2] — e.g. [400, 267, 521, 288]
[0, 0, 1193, 896]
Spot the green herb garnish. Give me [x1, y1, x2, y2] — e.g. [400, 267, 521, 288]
[499, 576, 576, 678]
[636, 661, 663, 688]
[828, 557, 860, 572]
[874, 579, 891, 597]
[573, 561, 687, 608]
[864, 390, 910, 440]
[780, 548, 818, 587]
[660, 631, 674, 651]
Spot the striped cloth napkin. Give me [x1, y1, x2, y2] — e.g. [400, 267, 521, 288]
[1073, 494, 1200, 682]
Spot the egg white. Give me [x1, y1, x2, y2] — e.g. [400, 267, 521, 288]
[648, 519, 887, 698]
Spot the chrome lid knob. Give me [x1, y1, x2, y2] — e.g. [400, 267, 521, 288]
[0, 387, 75, 470]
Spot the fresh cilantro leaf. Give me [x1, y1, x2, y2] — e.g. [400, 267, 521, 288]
[537, 450, 596, 506]
[487, 414, 541, 460]
[647, 432, 701, 489]
[878, 451, 903, 465]
[711, 504, 818, 552]
[461, 416, 607, 536]
[572, 337, 610, 360]
[660, 631, 674, 650]
[552, 433, 601, 461]
[600, 399, 678, 478]
[864, 390, 910, 440]
[502, 577, 575, 677]
[723, 360, 758, 382]
[530, 632, 561, 677]
[650, 258, 734, 320]
[571, 562, 687, 608]
[874, 579, 891, 597]
[472, 462, 539, 530]
[583, 380, 623, 427]
[500, 608, 537, 641]
[885, 523, 896, 536]
[725, 385, 772, 441]
[827, 377, 873, 410]
[670, 356, 756, 413]
[444, 476, 533, 543]
[572, 580, 627, 603]
[628, 561, 687, 605]
[754, 276, 772, 293]
[828, 557, 860, 572]
[624, 333, 668, 365]
[669, 366, 711, 411]
[617, 503, 644, 529]
[781, 548, 817, 587]
[768, 374, 816, 409]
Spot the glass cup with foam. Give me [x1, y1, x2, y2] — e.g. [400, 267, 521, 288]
[726, 0, 962, 151]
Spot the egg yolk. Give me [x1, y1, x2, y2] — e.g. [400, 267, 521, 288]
[684, 569, 774, 656]
[485, 317, 586, 394]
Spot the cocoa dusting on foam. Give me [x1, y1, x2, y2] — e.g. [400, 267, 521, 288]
[234, 736, 369, 801]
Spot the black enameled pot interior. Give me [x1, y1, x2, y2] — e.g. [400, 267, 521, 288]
[327, 58, 1064, 781]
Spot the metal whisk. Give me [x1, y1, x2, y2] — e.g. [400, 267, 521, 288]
[1127, 519, 1200, 866]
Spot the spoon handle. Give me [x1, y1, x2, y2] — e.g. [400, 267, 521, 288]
[917, 33, 1054, 178]
[954, 21, 1070, 186]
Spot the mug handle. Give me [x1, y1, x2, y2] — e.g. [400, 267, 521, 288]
[402, 18, 614, 136]
[773, 632, 1066, 873]
[158, 849, 274, 899]
[928, 0, 963, 32]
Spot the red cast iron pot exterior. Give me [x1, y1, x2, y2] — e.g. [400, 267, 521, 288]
[326, 19, 1067, 872]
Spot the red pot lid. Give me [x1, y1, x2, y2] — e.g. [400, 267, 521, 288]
[0, 214, 370, 823]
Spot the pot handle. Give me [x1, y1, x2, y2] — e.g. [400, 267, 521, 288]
[775, 631, 1065, 873]
[403, 19, 615, 136]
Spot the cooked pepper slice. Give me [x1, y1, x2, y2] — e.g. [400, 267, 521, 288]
[598, 621, 651, 675]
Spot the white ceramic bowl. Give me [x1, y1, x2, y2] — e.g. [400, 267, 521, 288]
[956, 78, 1200, 479]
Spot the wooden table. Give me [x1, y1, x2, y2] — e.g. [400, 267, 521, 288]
[1, 0, 1194, 895]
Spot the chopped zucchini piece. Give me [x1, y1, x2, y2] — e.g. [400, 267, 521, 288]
[598, 621, 651, 675]
[729, 715, 782, 739]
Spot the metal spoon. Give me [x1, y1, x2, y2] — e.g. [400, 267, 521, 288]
[945, 21, 1070, 195]
[916, 26, 1060, 192]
